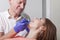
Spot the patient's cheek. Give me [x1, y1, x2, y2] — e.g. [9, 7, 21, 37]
[28, 20, 41, 30]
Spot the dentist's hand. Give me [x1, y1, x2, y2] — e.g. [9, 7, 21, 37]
[14, 18, 30, 33]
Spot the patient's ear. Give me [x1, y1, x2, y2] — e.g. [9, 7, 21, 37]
[37, 26, 46, 34]
[40, 26, 46, 32]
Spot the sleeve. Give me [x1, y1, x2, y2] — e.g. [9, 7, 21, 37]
[0, 16, 4, 32]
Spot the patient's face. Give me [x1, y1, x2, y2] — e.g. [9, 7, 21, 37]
[29, 18, 45, 30]
[28, 18, 46, 38]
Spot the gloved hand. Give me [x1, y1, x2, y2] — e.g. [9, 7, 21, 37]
[14, 18, 30, 33]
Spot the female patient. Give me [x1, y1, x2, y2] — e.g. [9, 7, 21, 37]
[27, 18, 57, 40]
[0, 18, 57, 40]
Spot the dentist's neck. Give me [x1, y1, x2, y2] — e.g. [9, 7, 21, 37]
[8, 8, 21, 19]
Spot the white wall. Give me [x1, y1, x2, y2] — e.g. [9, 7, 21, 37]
[0, 0, 9, 12]
[50, 0, 60, 40]
[0, 0, 42, 19]
[24, 0, 42, 19]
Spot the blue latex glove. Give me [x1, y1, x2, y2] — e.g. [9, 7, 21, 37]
[14, 18, 30, 33]
[25, 26, 30, 32]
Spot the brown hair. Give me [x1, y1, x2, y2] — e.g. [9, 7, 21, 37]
[36, 18, 57, 40]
